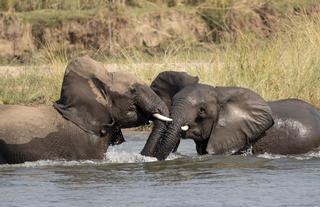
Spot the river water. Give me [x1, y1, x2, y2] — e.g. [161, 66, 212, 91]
[1, 131, 320, 207]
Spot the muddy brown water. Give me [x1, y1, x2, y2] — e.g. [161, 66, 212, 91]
[1, 131, 320, 207]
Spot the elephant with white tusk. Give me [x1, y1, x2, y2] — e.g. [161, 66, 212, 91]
[0, 56, 171, 164]
[144, 71, 320, 160]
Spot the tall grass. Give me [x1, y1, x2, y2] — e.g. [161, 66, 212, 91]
[0, 0, 108, 12]
[1, 13, 319, 108]
[199, 14, 320, 106]
[0, 42, 67, 105]
[0, 67, 62, 104]
[110, 13, 320, 107]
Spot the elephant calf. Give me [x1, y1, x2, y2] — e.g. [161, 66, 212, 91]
[0, 56, 171, 164]
[142, 71, 320, 160]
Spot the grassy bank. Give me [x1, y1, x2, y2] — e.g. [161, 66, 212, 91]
[1, 12, 320, 108]
[4, 0, 320, 30]
[106, 13, 320, 108]
[7, 0, 320, 38]
[1, 0, 320, 66]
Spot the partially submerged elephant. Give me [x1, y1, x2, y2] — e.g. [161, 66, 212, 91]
[144, 71, 320, 160]
[0, 56, 171, 164]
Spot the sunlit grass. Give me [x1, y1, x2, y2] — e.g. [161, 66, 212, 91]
[110, 13, 320, 107]
[1, 13, 319, 108]
[0, 66, 63, 104]
[0, 41, 67, 105]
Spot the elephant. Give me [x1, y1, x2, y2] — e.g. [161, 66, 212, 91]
[0, 56, 171, 164]
[143, 71, 320, 160]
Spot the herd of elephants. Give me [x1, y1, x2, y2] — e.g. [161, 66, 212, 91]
[1, 55, 320, 164]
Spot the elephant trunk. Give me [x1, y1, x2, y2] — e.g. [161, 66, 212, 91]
[139, 85, 170, 157]
[141, 119, 166, 156]
[154, 106, 186, 160]
[136, 84, 170, 119]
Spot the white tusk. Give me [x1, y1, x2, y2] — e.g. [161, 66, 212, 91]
[181, 125, 189, 131]
[153, 113, 173, 122]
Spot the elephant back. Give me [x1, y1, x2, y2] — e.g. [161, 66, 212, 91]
[253, 99, 320, 154]
[0, 105, 66, 144]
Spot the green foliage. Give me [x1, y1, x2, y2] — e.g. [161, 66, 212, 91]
[0, 0, 9, 11]
[8, 0, 108, 12]
[16, 8, 98, 29]
[167, 0, 177, 7]
[197, 0, 233, 31]
[183, 0, 206, 6]
[126, 0, 141, 7]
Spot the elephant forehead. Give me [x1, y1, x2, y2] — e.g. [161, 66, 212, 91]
[65, 57, 144, 95]
[0, 106, 59, 144]
[106, 72, 145, 94]
[65, 55, 109, 78]
[186, 95, 202, 106]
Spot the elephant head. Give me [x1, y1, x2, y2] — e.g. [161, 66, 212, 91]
[148, 71, 274, 160]
[54, 56, 171, 152]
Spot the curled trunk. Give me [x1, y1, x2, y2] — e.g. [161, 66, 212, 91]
[154, 109, 185, 160]
[141, 119, 166, 156]
[139, 85, 170, 157]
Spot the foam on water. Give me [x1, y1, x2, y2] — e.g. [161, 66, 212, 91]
[0, 143, 182, 168]
[2, 151, 320, 168]
[105, 148, 157, 163]
[105, 144, 181, 163]
[0, 159, 103, 168]
[2, 135, 319, 168]
[257, 153, 285, 159]
[239, 146, 253, 156]
[258, 150, 320, 160]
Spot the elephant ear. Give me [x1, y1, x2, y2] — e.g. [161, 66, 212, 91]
[54, 55, 114, 136]
[206, 87, 274, 155]
[151, 71, 199, 109]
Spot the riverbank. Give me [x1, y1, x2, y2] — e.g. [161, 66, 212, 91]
[1, 0, 320, 64]
[0, 1, 319, 109]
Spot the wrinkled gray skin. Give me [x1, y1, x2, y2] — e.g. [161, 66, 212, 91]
[0, 56, 169, 164]
[0, 105, 111, 164]
[148, 71, 320, 160]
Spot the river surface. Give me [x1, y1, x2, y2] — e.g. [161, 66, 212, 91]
[1, 131, 320, 207]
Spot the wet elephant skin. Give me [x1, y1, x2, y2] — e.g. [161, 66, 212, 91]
[147, 71, 320, 160]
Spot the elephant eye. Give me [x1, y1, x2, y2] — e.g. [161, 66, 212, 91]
[199, 107, 206, 114]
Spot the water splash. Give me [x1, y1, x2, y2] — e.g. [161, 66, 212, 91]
[105, 148, 157, 163]
[0, 144, 183, 168]
[257, 153, 285, 159]
[258, 150, 320, 160]
[0, 159, 102, 168]
[105, 144, 181, 163]
[239, 146, 253, 156]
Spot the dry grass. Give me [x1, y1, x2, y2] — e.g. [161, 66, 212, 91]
[108, 13, 320, 107]
[1, 13, 319, 108]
